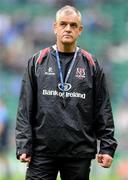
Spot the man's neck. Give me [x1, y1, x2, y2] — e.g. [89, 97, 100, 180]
[56, 42, 76, 53]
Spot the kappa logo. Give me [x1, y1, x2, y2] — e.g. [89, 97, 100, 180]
[44, 67, 55, 76]
[75, 68, 86, 79]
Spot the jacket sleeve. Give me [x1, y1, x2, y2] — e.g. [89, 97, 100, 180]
[93, 60, 117, 158]
[15, 58, 36, 159]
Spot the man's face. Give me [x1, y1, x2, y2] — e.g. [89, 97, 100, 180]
[54, 12, 83, 45]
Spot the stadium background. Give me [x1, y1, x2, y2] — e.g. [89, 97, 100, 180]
[0, 0, 128, 179]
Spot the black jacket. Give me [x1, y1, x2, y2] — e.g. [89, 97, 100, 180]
[15, 46, 117, 159]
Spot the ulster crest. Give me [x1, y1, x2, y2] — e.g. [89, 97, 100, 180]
[75, 68, 86, 79]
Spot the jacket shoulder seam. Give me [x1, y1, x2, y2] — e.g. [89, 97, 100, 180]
[81, 49, 96, 67]
[34, 47, 50, 75]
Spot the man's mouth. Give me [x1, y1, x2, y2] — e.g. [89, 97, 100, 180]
[63, 34, 72, 38]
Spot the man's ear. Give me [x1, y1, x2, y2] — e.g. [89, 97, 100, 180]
[79, 25, 83, 36]
[53, 22, 57, 35]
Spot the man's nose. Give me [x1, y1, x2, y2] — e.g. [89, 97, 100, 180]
[65, 24, 71, 31]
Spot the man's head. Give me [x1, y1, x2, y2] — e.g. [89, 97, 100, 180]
[54, 5, 83, 49]
[56, 5, 82, 22]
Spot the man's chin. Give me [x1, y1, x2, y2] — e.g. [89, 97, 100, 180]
[62, 40, 74, 45]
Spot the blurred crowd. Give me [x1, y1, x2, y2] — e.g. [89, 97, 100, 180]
[0, 0, 118, 71]
[0, 0, 128, 179]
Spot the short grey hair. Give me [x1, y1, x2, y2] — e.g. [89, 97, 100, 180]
[56, 5, 82, 22]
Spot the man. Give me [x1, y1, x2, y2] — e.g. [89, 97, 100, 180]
[15, 5, 117, 180]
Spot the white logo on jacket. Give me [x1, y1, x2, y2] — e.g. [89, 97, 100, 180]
[75, 68, 85, 79]
[45, 67, 55, 75]
[42, 89, 86, 99]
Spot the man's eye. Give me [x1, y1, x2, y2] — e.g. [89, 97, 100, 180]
[71, 23, 77, 28]
[60, 23, 66, 27]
